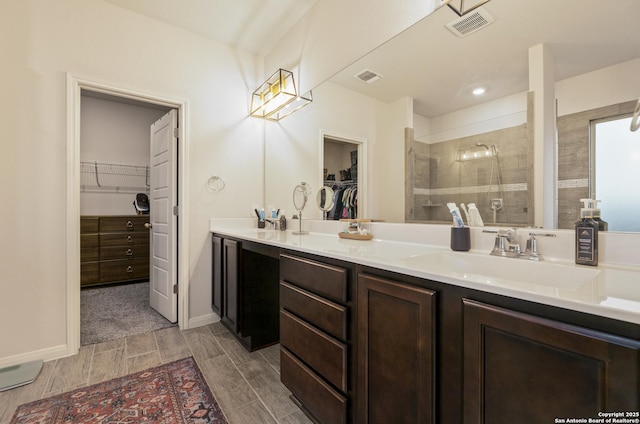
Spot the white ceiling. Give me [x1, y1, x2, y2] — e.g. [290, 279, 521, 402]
[105, 0, 318, 56]
[104, 0, 640, 119]
[330, 0, 640, 117]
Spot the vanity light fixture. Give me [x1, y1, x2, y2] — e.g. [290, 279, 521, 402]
[444, 0, 493, 17]
[265, 90, 313, 121]
[250, 68, 312, 121]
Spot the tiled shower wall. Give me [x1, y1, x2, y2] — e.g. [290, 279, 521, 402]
[406, 124, 530, 226]
[556, 100, 636, 229]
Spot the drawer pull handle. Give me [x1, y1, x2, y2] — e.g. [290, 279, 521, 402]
[127, 236, 133, 243]
[126, 221, 134, 229]
[126, 266, 134, 273]
[126, 249, 133, 256]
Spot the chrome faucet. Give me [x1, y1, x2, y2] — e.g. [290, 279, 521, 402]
[489, 228, 522, 258]
[484, 228, 556, 260]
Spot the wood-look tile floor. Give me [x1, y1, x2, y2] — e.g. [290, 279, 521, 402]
[0, 322, 313, 424]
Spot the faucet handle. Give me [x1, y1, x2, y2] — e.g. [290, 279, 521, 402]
[524, 232, 555, 260]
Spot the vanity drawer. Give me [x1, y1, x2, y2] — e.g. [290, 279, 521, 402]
[100, 216, 149, 232]
[100, 245, 149, 260]
[100, 232, 149, 247]
[280, 281, 347, 341]
[100, 258, 149, 282]
[281, 347, 347, 424]
[280, 254, 348, 303]
[280, 310, 347, 392]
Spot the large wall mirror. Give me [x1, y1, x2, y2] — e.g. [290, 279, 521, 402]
[265, 0, 640, 232]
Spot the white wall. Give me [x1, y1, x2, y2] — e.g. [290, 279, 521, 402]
[80, 96, 167, 216]
[264, 81, 379, 220]
[0, 0, 262, 365]
[556, 58, 640, 116]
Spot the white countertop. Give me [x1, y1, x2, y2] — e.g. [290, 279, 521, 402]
[210, 219, 640, 325]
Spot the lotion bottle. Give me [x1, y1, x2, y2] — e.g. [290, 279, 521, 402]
[575, 199, 598, 266]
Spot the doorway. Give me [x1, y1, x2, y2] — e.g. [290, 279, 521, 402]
[67, 75, 190, 355]
[321, 133, 367, 219]
[78, 91, 176, 344]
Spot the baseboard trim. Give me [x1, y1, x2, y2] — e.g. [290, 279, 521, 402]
[0, 344, 73, 369]
[188, 312, 220, 329]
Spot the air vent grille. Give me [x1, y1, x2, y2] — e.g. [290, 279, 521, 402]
[446, 7, 494, 37]
[354, 69, 383, 84]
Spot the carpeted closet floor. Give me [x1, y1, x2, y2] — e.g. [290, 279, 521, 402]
[80, 281, 176, 345]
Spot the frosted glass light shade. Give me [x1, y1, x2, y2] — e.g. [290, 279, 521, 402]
[250, 69, 297, 120]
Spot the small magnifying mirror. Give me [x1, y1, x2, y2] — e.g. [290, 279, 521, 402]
[292, 182, 311, 235]
[317, 186, 335, 219]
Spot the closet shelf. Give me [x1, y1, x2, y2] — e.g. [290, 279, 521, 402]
[81, 160, 150, 194]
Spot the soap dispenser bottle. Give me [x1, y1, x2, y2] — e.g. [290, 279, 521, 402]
[592, 199, 608, 231]
[575, 198, 598, 266]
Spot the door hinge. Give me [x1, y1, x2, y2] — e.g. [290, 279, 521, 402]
[173, 205, 179, 216]
[173, 284, 178, 294]
[173, 128, 179, 138]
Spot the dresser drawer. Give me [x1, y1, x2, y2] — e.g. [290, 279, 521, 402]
[81, 234, 99, 262]
[281, 347, 347, 424]
[81, 217, 99, 233]
[280, 254, 348, 303]
[80, 262, 99, 286]
[100, 216, 149, 232]
[100, 258, 149, 282]
[280, 310, 347, 392]
[100, 232, 149, 247]
[100, 245, 149, 260]
[280, 281, 347, 341]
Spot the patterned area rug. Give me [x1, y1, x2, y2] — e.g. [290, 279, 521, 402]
[10, 357, 227, 424]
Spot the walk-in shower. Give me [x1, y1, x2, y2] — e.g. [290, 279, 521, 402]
[457, 143, 504, 223]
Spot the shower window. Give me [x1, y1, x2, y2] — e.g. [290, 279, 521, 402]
[590, 114, 640, 232]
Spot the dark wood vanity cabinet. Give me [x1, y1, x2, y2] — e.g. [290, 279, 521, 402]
[211, 234, 279, 351]
[279, 253, 352, 424]
[356, 273, 436, 424]
[209, 235, 639, 424]
[462, 299, 640, 424]
[220, 238, 241, 333]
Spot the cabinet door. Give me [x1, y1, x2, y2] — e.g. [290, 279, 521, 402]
[463, 299, 640, 424]
[357, 273, 436, 424]
[222, 239, 241, 333]
[211, 235, 223, 315]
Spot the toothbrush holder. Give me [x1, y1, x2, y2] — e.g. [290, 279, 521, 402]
[450, 227, 470, 251]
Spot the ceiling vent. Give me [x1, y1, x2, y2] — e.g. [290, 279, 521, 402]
[354, 69, 383, 84]
[446, 7, 494, 37]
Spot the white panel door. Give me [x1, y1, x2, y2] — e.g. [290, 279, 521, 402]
[149, 110, 178, 323]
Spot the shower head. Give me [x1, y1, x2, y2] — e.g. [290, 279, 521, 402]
[476, 143, 490, 150]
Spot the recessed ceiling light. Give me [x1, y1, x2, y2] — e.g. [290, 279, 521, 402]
[472, 87, 486, 96]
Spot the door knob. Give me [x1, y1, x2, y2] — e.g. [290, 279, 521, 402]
[145, 223, 152, 229]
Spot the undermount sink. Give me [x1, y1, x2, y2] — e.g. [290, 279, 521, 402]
[403, 251, 602, 292]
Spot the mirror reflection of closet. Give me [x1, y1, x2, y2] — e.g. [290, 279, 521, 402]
[322, 136, 359, 220]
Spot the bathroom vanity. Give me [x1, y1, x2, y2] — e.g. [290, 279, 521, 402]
[211, 221, 640, 424]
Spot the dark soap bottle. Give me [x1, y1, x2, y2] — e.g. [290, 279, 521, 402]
[575, 200, 598, 266]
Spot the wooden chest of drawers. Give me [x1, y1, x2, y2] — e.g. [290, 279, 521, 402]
[80, 215, 150, 287]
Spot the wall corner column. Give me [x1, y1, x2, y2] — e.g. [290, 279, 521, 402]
[529, 44, 556, 228]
